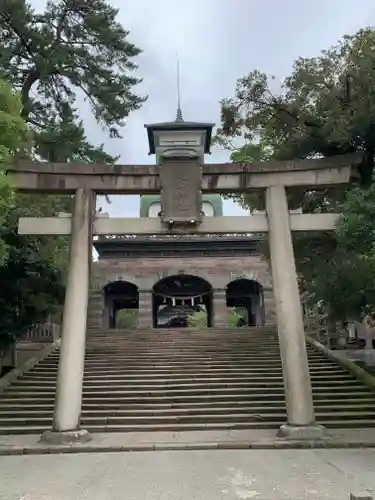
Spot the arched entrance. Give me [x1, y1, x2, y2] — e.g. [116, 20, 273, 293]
[226, 279, 265, 327]
[103, 280, 139, 328]
[152, 274, 213, 328]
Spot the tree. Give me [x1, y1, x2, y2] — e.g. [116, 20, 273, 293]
[327, 180, 375, 320]
[0, 78, 28, 266]
[0, 0, 146, 144]
[0, 80, 68, 351]
[303, 180, 375, 323]
[226, 142, 272, 212]
[217, 29, 375, 182]
[0, 1, 147, 354]
[215, 28, 375, 319]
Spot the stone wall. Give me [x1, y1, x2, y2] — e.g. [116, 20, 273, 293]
[88, 255, 276, 328]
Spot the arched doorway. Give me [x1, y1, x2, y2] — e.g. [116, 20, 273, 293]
[226, 279, 265, 327]
[103, 281, 139, 329]
[152, 274, 213, 328]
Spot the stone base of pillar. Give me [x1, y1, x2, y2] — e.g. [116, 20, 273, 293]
[277, 423, 326, 440]
[40, 429, 92, 445]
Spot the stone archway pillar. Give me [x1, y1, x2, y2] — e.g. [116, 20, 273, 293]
[41, 188, 93, 444]
[266, 185, 325, 439]
[251, 294, 263, 327]
[138, 290, 153, 329]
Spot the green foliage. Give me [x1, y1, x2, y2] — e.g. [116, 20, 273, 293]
[0, 0, 146, 139]
[0, 1, 146, 354]
[0, 191, 71, 351]
[188, 310, 207, 328]
[187, 308, 246, 328]
[0, 78, 29, 266]
[116, 309, 138, 329]
[227, 308, 244, 328]
[216, 28, 375, 217]
[217, 28, 375, 174]
[34, 106, 119, 164]
[216, 27, 375, 320]
[314, 180, 375, 320]
[228, 142, 272, 212]
[0, 79, 28, 164]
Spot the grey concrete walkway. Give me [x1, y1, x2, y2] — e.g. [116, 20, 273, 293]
[1, 448, 375, 500]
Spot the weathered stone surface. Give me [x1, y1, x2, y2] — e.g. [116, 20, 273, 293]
[8, 153, 360, 193]
[88, 254, 276, 328]
[40, 429, 92, 445]
[350, 494, 374, 500]
[277, 424, 327, 440]
[160, 158, 202, 224]
[1, 447, 375, 499]
[91, 255, 273, 290]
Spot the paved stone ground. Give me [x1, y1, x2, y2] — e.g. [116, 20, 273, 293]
[1, 428, 375, 454]
[1, 448, 375, 500]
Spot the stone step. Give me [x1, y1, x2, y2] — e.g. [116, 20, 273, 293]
[87, 338, 280, 342]
[57, 349, 289, 356]
[16, 372, 355, 384]
[82, 347, 283, 353]
[2, 418, 375, 436]
[2, 399, 375, 412]
[87, 327, 277, 332]
[41, 356, 332, 364]
[3, 385, 369, 399]
[34, 362, 338, 371]
[1, 410, 375, 428]
[28, 365, 345, 374]
[3, 389, 372, 402]
[21, 371, 350, 382]
[2, 326, 375, 435]
[11, 378, 365, 391]
[0, 422, 282, 435]
[2, 403, 375, 419]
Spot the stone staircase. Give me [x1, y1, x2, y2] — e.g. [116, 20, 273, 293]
[0, 327, 375, 435]
[87, 290, 104, 329]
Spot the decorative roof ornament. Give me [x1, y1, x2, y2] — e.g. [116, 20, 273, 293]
[144, 55, 215, 157]
[175, 55, 183, 122]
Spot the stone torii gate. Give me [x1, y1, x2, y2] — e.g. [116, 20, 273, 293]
[8, 118, 361, 444]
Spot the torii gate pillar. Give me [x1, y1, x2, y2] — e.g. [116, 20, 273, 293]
[41, 188, 93, 444]
[266, 185, 324, 439]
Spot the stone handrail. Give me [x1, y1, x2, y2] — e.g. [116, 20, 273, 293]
[0, 339, 60, 394]
[19, 323, 61, 343]
[306, 335, 375, 390]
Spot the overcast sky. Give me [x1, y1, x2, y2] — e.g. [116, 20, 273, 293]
[34, 0, 375, 216]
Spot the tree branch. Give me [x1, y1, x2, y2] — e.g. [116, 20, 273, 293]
[0, 12, 35, 58]
[20, 68, 40, 119]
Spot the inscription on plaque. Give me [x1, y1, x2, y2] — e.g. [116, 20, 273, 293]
[160, 158, 202, 224]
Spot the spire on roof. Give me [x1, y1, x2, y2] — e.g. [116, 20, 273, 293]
[176, 54, 183, 122]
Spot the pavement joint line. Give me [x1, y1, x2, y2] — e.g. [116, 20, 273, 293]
[1, 439, 375, 455]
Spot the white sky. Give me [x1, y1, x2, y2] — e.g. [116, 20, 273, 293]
[31, 0, 375, 216]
